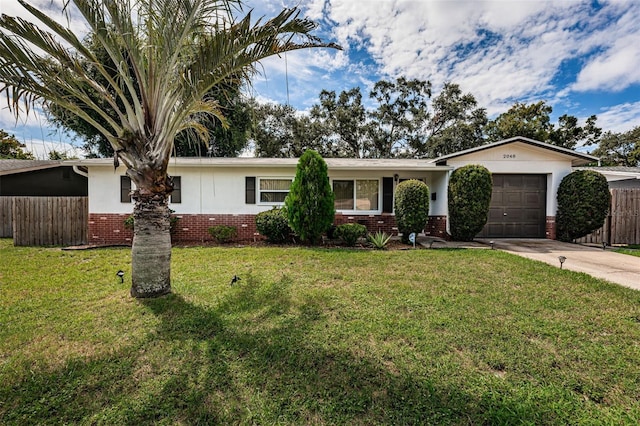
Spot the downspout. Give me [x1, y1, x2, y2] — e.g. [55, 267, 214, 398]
[72, 165, 88, 178]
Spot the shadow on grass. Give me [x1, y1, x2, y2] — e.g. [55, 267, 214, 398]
[2, 274, 571, 425]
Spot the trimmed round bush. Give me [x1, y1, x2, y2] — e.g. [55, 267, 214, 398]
[394, 179, 430, 244]
[256, 208, 291, 243]
[448, 165, 492, 241]
[285, 150, 335, 244]
[334, 223, 367, 246]
[556, 170, 610, 242]
[208, 225, 237, 243]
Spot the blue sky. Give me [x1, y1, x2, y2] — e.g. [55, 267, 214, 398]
[2, 0, 639, 158]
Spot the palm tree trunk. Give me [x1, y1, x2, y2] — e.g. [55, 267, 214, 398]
[130, 192, 172, 298]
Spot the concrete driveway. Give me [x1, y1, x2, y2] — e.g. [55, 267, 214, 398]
[477, 239, 640, 291]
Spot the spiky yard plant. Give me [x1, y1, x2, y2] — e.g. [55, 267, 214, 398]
[0, 0, 338, 297]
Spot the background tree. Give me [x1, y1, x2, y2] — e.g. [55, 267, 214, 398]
[485, 101, 601, 149]
[556, 170, 611, 242]
[368, 77, 431, 158]
[0, 130, 35, 159]
[310, 88, 369, 158]
[591, 126, 640, 166]
[48, 150, 76, 160]
[285, 150, 335, 244]
[448, 165, 493, 241]
[0, 0, 338, 298]
[415, 82, 487, 157]
[393, 179, 430, 244]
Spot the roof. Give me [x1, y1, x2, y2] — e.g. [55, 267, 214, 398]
[66, 157, 453, 172]
[0, 160, 63, 176]
[432, 136, 599, 167]
[576, 166, 640, 181]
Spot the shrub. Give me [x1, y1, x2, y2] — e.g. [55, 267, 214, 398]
[368, 231, 391, 250]
[334, 223, 367, 246]
[255, 208, 291, 243]
[556, 170, 610, 242]
[448, 165, 492, 241]
[208, 225, 237, 243]
[285, 150, 335, 244]
[394, 179, 430, 244]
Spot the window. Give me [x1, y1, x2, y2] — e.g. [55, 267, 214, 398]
[259, 178, 292, 203]
[333, 179, 379, 211]
[120, 176, 132, 203]
[170, 176, 181, 204]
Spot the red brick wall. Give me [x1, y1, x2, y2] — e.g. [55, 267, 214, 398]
[425, 215, 449, 240]
[88, 213, 134, 245]
[546, 216, 556, 240]
[89, 213, 449, 244]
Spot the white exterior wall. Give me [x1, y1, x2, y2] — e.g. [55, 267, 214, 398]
[87, 163, 449, 216]
[445, 142, 575, 216]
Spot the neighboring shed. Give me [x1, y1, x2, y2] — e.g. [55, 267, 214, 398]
[0, 160, 87, 196]
[0, 160, 88, 244]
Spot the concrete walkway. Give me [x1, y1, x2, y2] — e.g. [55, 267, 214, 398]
[477, 239, 640, 291]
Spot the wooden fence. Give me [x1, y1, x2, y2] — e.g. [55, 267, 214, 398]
[0, 197, 12, 238]
[577, 188, 640, 245]
[1, 196, 88, 246]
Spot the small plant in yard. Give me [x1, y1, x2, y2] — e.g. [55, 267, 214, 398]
[255, 208, 291, 243]
[394, 179, 430, 244]
[208, 225, 237, 243]
[334, 223, 367, 246]
[367, 231, 391, 249]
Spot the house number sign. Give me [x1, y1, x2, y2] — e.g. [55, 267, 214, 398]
[503, 154, 516, 159]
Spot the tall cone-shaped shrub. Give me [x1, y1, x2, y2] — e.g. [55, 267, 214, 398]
[285, 150, 335, 244]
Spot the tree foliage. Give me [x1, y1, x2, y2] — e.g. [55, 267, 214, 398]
[486, 101, 601, 149]
[556, 170, 611, 242]
[285, 150, 335, 243]
[592, 126, 640, 167]
[448, 165, 493, 241]
[368, 77, 431, 158]
[393, 179, 430, 244]
[416, 82, 487, 157]
[0, 130, 34, 159]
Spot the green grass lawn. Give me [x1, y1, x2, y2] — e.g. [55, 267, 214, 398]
[614, 245, 640, 257]
[1, 239, 640, 425]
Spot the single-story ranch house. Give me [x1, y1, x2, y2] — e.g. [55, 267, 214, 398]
[67, 137, 598, 245]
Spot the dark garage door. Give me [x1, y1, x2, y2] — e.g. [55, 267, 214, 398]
[478, 174, 547, 238]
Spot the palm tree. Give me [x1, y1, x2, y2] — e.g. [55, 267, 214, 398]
[0, 0, 339, 297]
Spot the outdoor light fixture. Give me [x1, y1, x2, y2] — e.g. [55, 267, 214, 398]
[394, 174, 399, 183]
[558, 256, 567, 269]
[602, 241, 607, 251]
[490, 241, 495, 250]
[116, 270, 125, 283]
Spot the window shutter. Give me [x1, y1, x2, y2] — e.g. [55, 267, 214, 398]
[245, 177, 256, 204]
[382, 177, 394, 213]
[170, 176, 181, 203]
[120, 176, 132, 203]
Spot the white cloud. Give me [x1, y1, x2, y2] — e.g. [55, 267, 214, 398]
[597, 102, 640, 133]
